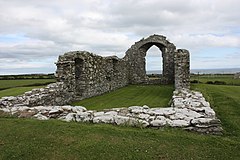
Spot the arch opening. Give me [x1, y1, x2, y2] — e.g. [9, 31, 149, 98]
[138, 42, 166, 84]
[124, 35, 176, 84]
[145, 45, 163, 79]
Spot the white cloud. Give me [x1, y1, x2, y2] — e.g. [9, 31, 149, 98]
[0, 0, 240, 74]
[170, 34, 240, 51]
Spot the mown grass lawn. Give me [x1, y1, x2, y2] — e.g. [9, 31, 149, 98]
[72, 85, 174, 110]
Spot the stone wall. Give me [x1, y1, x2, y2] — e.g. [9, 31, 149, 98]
[123, 35, 176, 84]
[0, 82, 73, 108]
[234, 72, 240, 79]
[56, 51, 128, 101]
[0, 34, 223, 134]
[174, 49, 190, 89]
[171, 89, 222, 134]
[54, 34, 191, 101]
[0, 89, 223, 135]
[0, 34, 191, 108]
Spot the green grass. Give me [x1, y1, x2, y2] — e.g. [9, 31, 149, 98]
[0, 78, 240, 159]
[72, 85, 174, 110]
[0, 86, 45, 98]
[0, 79, 56, 98]
[0, 103, 240, 160]
[191, 84, 240, 137]
[191, 74, 240, 85]
[0, 79, 55, 90]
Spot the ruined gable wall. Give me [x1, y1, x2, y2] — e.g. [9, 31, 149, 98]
[123, 35, 176, 84]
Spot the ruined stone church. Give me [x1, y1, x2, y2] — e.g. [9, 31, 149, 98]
[56, 34, 190, 101]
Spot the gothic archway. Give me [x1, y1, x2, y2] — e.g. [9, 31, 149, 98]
[145, 45, 162, 76]
[124, 35, 176, 84]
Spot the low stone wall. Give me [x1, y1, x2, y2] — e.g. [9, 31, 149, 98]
[0, 82, 73, 108]
[0, 89, 222, 135]
[171, 89, 222, 134]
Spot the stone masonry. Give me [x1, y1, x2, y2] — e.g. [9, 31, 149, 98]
[124, 34, 176, 84]
[0, 34, 190, 107]
[0, 89, 223, 135]
[174, 49, 190, 89]
[55, 51, 128, 101]
[55, 34, 190, 102]
[234, 72, 240, 79]
[0, 82, 72, 108]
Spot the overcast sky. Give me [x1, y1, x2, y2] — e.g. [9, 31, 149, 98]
[0, 0, 240, 75]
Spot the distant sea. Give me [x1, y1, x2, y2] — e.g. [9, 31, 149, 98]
[147, 68, 240, 74]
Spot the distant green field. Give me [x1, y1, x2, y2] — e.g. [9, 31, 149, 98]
[0, 79, 55, 90]
[0, 79, 55, 98]
[72, 85, 174, 110]
[0, 84, 240, 159]
[0, 86, 45, 98]
[0, 73, 54, 80]
[191, 74, 240, 85]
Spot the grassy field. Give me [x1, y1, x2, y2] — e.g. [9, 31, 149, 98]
[0, 84, 240, 159]
[191, 74, 240, 85]
[0, 86, 45, 98]
[0, 79, 55, 98]
[0, 79, 55, 90]
[0, 73, 54, 80]
[0, 76, 240, 159]
[0, 117, 239, 160]
[191, 84, 240, 137]
[72, 85, 174, 110]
